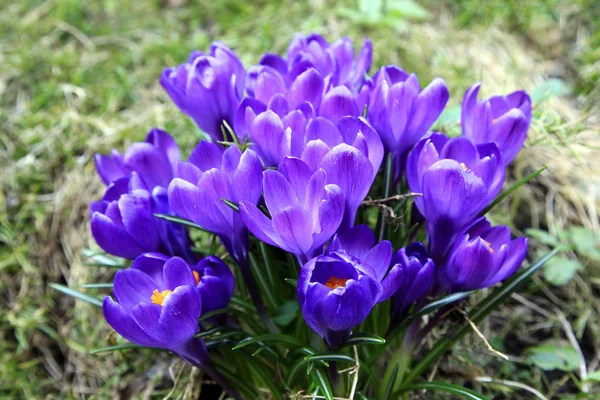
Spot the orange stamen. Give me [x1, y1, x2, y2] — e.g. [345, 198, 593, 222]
[193, 270, 200, 285]
[460, 162, 468, 171]
[324, 276, 349, 290]
[485, 241, 494, 254]
[151, 289, 172, 306]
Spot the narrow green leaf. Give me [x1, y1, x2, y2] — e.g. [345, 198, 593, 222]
[232, 333, 303, 350]
[199, 307, 263, 334]
[49, 283, 103, 307]
[480, 165, 547, 215]
[382, 364, 400, 400]
[402, 248, 561, 388]
[153, 213, 208, 232]
[90, 343, 144, 354]
[399, 382, 490, 400]
[310, 368, 334, 400]
[304, 353, 355, 364]
[80, 283, 113, 289]
[82, 250, 126, 269]
[221, 198, 240, 212]
[414, 290, 476, 318]
[343, 332, 386, 348]
[248, 252, 278, 311]
[284, 278, 298, 287]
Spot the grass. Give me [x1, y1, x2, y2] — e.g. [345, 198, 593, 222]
[1, 0, 599, 398]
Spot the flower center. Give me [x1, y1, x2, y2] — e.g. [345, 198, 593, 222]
[193, 270, 200, 285]
[151, 289, 172, 306]
[460, 162, 468, 171]
[324, 276, 349, 290]
[485, 241, 494, 254]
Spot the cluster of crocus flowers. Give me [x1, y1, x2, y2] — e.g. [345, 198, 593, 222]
[89, 32, 532, 396]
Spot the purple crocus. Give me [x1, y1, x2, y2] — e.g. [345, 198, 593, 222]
[239, 157, 344, 263]
[390, 242, 435, 319]
[368, 66, 449, 179]
[132, 253, 235, 316]
[161, 43, 246, 142]
[440, 218, 528, 292]
[94, 128, 179, 189]
[90, 174, 193, 261]
[168, 141, 262, 266]
[462, 83, 531, 165]
[103, 254, 240, 399]
[406, 133, 505, 260]
[298, 225, 403, 348]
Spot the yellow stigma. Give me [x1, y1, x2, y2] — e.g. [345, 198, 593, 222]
[193, 270, 200, 285]
[485, 241, 494, 254]
[151, 289, 172, 306]
[460, 162, 468, 171]
[324, 276, 349, 290]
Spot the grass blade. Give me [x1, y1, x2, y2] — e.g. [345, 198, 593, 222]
[80, 283, 113, 289]
[310, 368, 334, 400]
[90, 343, 145, 354]
[400, 382, 490, 400]
[221, 198, 240, 212]
[304, 353, 356, 364]
[402, 247, 560, 387]
[232, 333, 303, 350]
[153, 213, 208, 232]
[480, 165, 547, 215]
[343, 332, 386, 348]
[49, 283, 103, 307]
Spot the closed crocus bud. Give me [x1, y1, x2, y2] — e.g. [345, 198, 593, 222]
[368, 66, 449, 179]
[298, 225, 403, 348]
[406, 133, 505, 260]
[168, 142, 262, 266]
[462, 83, 531, 165]
[441, 218, 528, 292]
[160, 42, 245, 142]
[90, 174, 193, 261]
[390, 242, 435, 319]
[191, 255, 235, 315]
[239, 157, 345, 264]
[94, 129, 179, 189]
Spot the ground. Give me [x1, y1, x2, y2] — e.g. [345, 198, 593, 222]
[1, 0, 599, 398]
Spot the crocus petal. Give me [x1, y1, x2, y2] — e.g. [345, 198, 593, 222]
[272, 207, 314, 256]
[232, 149, 263, 205]
[163, 257, 196, 290]
[483, 237, 528, 287]
[288, 68, 324, 109]
[278, 157, 312, 205]
[405, 78, 449, 143]
[327, 224, 376, 259]
[319, 86, 359, 122]
[305, 117, 343, 148]
[157, 285, 202, 344]
[239, 201, 279, 247]
[487, 108, 529, 164]
[188, 141, 224, 172]
[130, 302, 162, 342]
[263, 170, 301, 214]
[363, 240, 393, 282]
[145, 128, 180, 174]
[90, 212, 145, 259]
[118, 193, 160, 251]
[113, 268, 159, 310]
[250, 110, 286, 167]
[234, 97, 266, 141]
[95, 151, 128, 185]
[103, 297, 162, 347]
[131, 253, 169, 289]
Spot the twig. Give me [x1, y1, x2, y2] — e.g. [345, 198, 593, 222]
[474, 376, 548, 400]
[557, 311, 588, 392]
[457, 309, 509, 360]
[361, 193, 422, 206]
[348, 346, 360, 400]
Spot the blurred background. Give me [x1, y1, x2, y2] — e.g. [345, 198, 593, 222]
[1, 0, 599, 398]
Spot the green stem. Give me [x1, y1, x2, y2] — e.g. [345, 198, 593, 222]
[376, 153, 394, 242]
[379, 344, 412, 400]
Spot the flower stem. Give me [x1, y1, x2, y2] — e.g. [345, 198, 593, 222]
[239, 257, 280, 333]
[376, 153, 394, 242]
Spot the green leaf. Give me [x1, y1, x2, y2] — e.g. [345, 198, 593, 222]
[480, 165, 547, 215]
[526, 345, 579, 371]
[359, 0, 383, 20]
[49, 283, 103, 307]
[343, 332, 386, 348]
[80, 283, 113, 289]
[525, 228, 561, 247]
[399, 382, 490, 400]
[310, 368, 334, 400]
[543, 256, 582, 286]
[388, 0, 431, 20]
[414, 290, 476, 318]
[232, 333, 302, 350]
[584, 370, 600, 382]
[566, 226, 598, 256]
[82, 250, 126, 269]
[221, 197, 239, 212]
[90, 343, 144, 354]
[284, 278, 298, 287]
[531, 78, 571, 104]
[273, 300, 299, 326]
[304, 353, 355, 364]
[402, 248, 561, 388]
[153, 213, 208, 232]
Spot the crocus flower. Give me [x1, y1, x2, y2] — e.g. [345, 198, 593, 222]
[94, 128, 180, 189]
[368, 66, 449, 179]
[462, 83, 531, 165]
[103, 254, 241, 399]
[161, 43, 246, 142]
[406, 133, 505, 260]
[297, 225, 403, 348]
[239, 157, 345, 263]
[90, 174, 193, 261]
[390, 242, 435, 319]
[440, 218, 528, 292]
[168, 142, 262, 266]
[132, 253, 235, 316]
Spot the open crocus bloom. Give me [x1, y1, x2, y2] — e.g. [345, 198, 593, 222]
[406, 133, 505, 261]
[102, 255, 207, 367]
[440, 218, 528, 292]
[239, 157, 345, 263]
[298, 225, 403, 348]
[462, 82, 531, 165]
